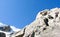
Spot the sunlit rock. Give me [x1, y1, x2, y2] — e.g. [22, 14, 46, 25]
[15, 8, 60, 37]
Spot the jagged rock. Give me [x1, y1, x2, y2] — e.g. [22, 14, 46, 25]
[15, 8, 60, 37]
[0, 23, 20, 37]
[0, 8, 60, 37]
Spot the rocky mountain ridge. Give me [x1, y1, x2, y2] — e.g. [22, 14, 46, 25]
[0, 8, 60, 37]
[15, 8, 60, 37]
[0, 23, 20, 37]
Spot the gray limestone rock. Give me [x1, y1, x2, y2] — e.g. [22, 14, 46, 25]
[15, 8, 60, 37]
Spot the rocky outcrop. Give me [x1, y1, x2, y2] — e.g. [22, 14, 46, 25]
[0, 8, 60, 37]
[15, 8, 60, 37]
[0, 32, 6, 37]
[0, 23, 20, 37]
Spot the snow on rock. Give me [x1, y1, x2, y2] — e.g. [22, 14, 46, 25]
[15, 8, 60, 37]
[0, 23, 20, 37]
[0, 8, 60, 37]
[10, 26, 21, 32]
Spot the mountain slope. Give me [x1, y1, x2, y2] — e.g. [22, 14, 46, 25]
[0, 8, 60, 37]
[15, 8, 60, 37]
[0, 23, 20, 37]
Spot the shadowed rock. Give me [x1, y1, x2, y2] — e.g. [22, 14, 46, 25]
[0, 32, 6, 37]
[44, 18, 49, 26]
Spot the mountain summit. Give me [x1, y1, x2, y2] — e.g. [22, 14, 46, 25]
[15, 8, 60, 37]
[1, 8, 60, 37]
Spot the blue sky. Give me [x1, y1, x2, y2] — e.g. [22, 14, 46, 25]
[0, 0, 60, 28]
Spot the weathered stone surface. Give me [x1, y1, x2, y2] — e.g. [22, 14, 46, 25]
[15, 8, 60, 37]
[0, 8, 60, 37]
[0, 23, 20, 37]
[0, 32, 6, 37]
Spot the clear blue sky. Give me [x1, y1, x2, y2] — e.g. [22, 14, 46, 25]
[0, 0, 60, 28]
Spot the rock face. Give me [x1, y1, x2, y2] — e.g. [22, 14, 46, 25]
[15, 8, 60, 37]
[0, 23, 20, 37]
[0, 32, 6, 37]
[0, 8, 60, 37]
